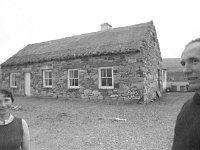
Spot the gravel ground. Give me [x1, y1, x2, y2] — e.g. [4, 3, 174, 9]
[12, 92, 194, 150]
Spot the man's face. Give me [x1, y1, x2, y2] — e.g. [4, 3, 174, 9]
[181, 42, 200, 91]
[0, 93, 12, 115]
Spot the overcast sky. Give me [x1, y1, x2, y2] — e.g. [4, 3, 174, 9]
[0, 0, 200, 64]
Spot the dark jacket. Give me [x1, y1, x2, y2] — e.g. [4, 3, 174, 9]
[172, 93, 200, 150]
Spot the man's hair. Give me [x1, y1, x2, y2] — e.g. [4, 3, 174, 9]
[186, 38, 200, 47]
[0, 89, 14, 102]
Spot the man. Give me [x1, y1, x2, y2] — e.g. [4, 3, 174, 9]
[172, 38, 200, 150]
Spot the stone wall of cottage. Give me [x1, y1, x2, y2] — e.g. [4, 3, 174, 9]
[1, 52, 149, 103]
[141, 29, 162, 103]
[0, 65, 2, 86]
[1, 29, 162, 104]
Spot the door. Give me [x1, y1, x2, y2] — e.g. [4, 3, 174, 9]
[158, 69, 161, 90]
[25, 73, 31, 96]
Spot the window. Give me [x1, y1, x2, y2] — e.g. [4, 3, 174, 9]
[99, 67, 114, 89]
[10, 73, 17, 88]
[68, 69, 79, 88]
[43, 70, 52, 88]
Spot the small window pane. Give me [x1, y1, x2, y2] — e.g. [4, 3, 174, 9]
[75, 79, 78, 86]
[49, 79, 52, 86]
[101, 69, 106, 77]
[45, 72, 48, 78]
[107, 78, 112, 86]
[74, 70, 78, 78]
[107, 69, 112, 77]
[70, 71, 73, 78]
[101, 78, 106, 86]
[72, 79, 75, 86]
[45, 79, 48, 85]
[49, 72, 52, 78]
[70, 79, 73, 86]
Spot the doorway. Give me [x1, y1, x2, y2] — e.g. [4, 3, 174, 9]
[25, 72, 31, 96]
[158, 69, 161, 90]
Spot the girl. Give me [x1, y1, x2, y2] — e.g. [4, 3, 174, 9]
[0, 89, 30, 150]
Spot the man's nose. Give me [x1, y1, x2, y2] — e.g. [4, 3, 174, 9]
[183, 63, 192, 76]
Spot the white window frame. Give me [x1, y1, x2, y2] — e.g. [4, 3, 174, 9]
[43, 70, 53, 88]
[10, 73, 17, 88]
[68, 69, 79, 89]
[98, 67, 114, 89]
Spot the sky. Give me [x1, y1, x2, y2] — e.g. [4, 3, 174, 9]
[0, 0, 200, 64]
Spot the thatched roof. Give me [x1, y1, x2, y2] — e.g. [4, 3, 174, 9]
[2, 21, 156, 66]
[162, 58, 183, 72]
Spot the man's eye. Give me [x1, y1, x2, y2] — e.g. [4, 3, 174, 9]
[193, 59, 199, 63]
[180, 61, 185, 66]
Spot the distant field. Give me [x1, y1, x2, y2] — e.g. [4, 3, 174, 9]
[162, 58, 183, 72]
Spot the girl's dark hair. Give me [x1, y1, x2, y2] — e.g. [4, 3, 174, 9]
[0, 89, 14, 102]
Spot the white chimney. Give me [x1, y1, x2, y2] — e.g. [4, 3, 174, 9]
[101, 23, 112, 31]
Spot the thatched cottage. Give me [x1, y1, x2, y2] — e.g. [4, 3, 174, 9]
[1, 21, 164, 103]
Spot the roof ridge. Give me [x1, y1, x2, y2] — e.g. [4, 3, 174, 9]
[2, 20, 156, 66]
[28, 20, 153, 47]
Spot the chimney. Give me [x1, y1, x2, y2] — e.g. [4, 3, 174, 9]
[101, 23, 112, 31]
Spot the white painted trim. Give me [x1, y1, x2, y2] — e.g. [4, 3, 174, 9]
[10, 73, 17, 88]
[25, 72, 31, 96]
[98, 67, 114, 89]
[68, 69, 79, 89]
[43, 70, 53, 88]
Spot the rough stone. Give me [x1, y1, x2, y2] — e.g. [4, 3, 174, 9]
[1, 28, 162, 104]
[92, 90, 101, 95]
[110, 95, 118, 98]
[98, 95, 104, 100]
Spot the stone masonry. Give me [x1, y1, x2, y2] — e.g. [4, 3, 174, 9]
[1, 25, 161, 104]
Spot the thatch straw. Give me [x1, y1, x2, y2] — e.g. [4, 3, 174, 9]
[2, 21, 155, 66]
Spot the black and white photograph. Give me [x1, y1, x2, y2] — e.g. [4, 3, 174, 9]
[0, 0, 200, 149]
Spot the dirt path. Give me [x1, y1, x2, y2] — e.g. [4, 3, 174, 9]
[12, 92, 193, 150]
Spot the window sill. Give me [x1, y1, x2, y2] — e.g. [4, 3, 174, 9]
[43, 86, 53, 89]
[99, 87, 114, 89]
[10, 86, 17, 88]
[68, 87, 80, 89]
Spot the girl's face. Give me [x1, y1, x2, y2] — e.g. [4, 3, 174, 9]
[0, 93, 12, 115]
